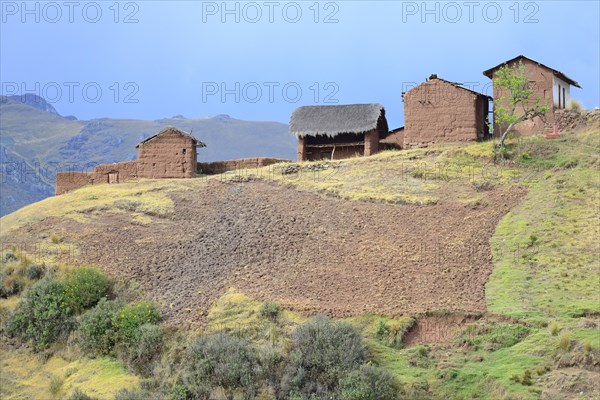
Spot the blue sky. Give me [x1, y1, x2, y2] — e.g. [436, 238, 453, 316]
[2, 0, 599, 128]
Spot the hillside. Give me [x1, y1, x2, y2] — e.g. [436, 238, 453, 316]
[0, 95, 295, 216]
[1, 128, 599, 399]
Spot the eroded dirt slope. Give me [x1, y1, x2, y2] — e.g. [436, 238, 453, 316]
[4, 180, 525, 327]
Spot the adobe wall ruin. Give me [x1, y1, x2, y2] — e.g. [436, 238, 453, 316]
[198, 157, 290, 174]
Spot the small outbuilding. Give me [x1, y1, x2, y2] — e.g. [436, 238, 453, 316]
[136, 126, 205, 178]
[290, 104, 389, 162]
[403, 74, 491, 148]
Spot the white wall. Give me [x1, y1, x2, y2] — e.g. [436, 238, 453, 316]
[552, 76, 571, 108]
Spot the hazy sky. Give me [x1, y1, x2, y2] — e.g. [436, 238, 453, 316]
[2, 0, 599, 128]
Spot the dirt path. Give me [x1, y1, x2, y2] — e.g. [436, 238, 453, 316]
[4, 180, 525, 327]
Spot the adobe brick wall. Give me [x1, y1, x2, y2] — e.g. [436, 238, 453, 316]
[297, 137, 307, 162]
[55, 160, 140, 195]
[364, 129, 380, 156]
[491, 58, 555, 137]
[198, 157, 290, 174]
[404, 79, 484, 148]
[55, 171, 95, 195]
[137, 130, 196, 178]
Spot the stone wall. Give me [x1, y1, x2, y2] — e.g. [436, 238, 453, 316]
[137, 130, 196, 178]
[554, 109, 600, 132]
[404, 78, 484, 147]
[198, 157, 290, 174]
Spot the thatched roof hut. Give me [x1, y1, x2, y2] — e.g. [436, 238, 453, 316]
[290, 104, 389, 161]
[290, 104, 388, 138]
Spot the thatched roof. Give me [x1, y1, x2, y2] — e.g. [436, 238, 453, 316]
[483, 55, 581, 88]
[290, 104, 386, 138]
[136, 126, 206, 148]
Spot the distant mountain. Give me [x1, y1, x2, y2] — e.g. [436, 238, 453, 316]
[0, 95, 295, 216]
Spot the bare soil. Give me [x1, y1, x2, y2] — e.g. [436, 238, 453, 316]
[4, 180, 526, 327]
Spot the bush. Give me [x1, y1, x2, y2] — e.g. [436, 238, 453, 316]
[64, 267, 111, 311]
[25, 264, 46, 280]
[2, 251, 17, 263]
[281, 314, 366, 397]
[183, 333, 261, 400]
[260, 302, 281, 321]
[121, 323, 164, 375]
[114, 301, 161, 346]
[558, 333, 571, 352]
[49, 374, 64, 395]
[67, 389, 98, 400]
[8, 278, 74, 351]
[78, 298, 123, 355]
[1, 273, 24, 298]
[338, 365, 400, 400]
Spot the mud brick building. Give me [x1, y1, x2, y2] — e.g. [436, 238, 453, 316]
[483, 55, 581, 136]
[403, 74, 491, 148]
[290, 104, 389, 162]
[56, 127, 205, 195]
[136, 126, 201, 179]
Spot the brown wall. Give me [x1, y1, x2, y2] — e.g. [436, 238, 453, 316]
[55, 161, 139, 195]
[404, 78, 487, 148]
[198, 157, 290, 174]
[364, 129, 379, 156]
[137, 130, 197, 178]
[55, 171, 95, 195]
[491, 58, 555, 137]
[380, 128, 404, 149]
[56, 129, 198, 195]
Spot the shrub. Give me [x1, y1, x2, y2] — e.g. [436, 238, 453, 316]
[183, 333, 261, 400]
[2, 251, 17, 263]
[49, 374, 64, 396]
[64, 267, 111, 311]
[114, 301, 161, 346]
[377, 318, 415, 349]
[558, 333, 571, 352]
[549, 321, 560, 336]
[67, 389, 98, 400]
[25, 263, 46, 280]
[121, 323, 164, 375]
[281, 314, 366, 396]
[8, 278, 74, 351]
[569, 99, 583, 112]
[1, 273, 24, 297]
[260, 302, 281, 321]
[338, 365, 400, 400]
[78, 298, 123, 355]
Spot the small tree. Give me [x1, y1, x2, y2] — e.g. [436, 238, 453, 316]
[493, 61, 549, 148]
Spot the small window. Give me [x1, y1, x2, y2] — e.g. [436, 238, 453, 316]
[183, 148, 187, 154]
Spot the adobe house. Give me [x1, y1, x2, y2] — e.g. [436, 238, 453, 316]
[290, 104, 389, 161]
[136, 126, 204, 178]
[483, 55, 581, 136]
[403, 74, 491, 148]
[56, 126, 205, 194]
